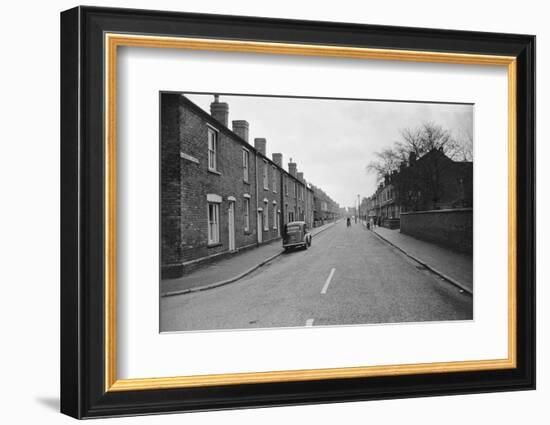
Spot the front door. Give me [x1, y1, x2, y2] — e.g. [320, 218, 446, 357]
[257, 211, 263, 243]
[228, 201, 235, 251]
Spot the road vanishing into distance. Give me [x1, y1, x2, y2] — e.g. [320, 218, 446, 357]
[160, 221, 473, 332]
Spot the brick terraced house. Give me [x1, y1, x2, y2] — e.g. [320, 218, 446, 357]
[161, 93, 338, 278]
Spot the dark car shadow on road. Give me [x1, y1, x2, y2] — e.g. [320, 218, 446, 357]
[35, 396, 59, 411]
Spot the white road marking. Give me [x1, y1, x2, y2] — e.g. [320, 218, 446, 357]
[306, 318, 314, 327]
[321, 268, 336, 294]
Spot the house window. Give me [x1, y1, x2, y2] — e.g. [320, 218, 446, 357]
[273, 204, 278, 229]
[242, 149, 249, 182]
[284, 177, 288, 196]
[272, 167, 277, 193]
[243, 198, 250, 232]
[263, 161, 269, 190]
[263, 202, 269, 230]
[207, 202, 220, 244]
[294, 182, 297, 198]
[207, 127, 218, 172]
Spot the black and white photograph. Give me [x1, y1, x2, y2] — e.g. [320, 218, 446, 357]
[160, 92, 474, 332]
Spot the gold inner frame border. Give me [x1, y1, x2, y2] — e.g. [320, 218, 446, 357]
[104, 33, 517, 392]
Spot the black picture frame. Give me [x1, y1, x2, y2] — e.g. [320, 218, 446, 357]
[60, 5, 535, 419]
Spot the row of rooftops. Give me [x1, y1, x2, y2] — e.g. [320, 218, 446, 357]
[367, 148, 472, 204]
[180, 93, 309, 187]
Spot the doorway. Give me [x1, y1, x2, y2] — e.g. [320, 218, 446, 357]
[228, 201, 235, 251]
[257, 210, 263, 243]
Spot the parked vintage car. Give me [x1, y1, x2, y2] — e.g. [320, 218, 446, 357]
[282, 221, 312, 251]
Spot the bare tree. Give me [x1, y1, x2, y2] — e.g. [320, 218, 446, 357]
[395, 122, 459, 159]
[367, 121, 472, 211]
[366, 147, 401, 182]
[453, 125, 473, 162]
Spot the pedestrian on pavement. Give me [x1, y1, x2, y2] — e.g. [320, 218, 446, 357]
[346, 217, 351, 227]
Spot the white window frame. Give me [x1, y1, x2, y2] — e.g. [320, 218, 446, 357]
[207, 201, 220, 245]
[272, 166, 277, 193]
[263, 160, 269, 190]
[284, 204, 288, 224]
[243, 197, 250, 232]
[207, 126, 218, 172]
[272, 202, 278, 229]
[263, 201, 269, 231]
[242, 148, 249, 182]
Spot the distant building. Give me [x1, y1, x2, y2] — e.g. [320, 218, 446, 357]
[397, 149, 473, 212]
[366, 149, 473, 229]
[310, 184, 340, 226]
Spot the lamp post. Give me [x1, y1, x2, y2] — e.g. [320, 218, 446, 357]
[357, 194, 360, 224]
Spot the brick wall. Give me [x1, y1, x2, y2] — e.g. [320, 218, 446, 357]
[161, 93, 327, 278]
[160, 94, 183, 270]
[162, 93, 262, 277]
[281, 172, 306, 225]
[256, 155, 281, 242]
[400, 208, 473, 254]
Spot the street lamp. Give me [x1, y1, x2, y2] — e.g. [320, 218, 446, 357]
[357, 194, 360, 224]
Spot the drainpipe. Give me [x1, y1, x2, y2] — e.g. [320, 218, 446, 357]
[255, 150, 259, 245]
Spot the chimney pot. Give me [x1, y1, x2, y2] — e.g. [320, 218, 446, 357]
[210, 95, 229, 127]
[232, 120, 249, 143]
[288, 160, 297, 177]
[272, 153, 283, 167]
[254, 138, 266, 156]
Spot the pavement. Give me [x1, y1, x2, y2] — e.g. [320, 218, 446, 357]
[161, 221, 337, 296]
[366, 223, 473, 294]
[161, 220, 472, 332]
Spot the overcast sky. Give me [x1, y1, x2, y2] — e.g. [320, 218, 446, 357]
[185, 93, 473, 208]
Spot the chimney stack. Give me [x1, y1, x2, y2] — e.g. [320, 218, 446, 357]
[254, 138, 266, 156]
[297, 172, 304, 182]
[409, 151, 417, 165]
[210, 94, 229, 127]
[232, 120, 249, 142]
[272, 153, 283, 167]
[288, 159, 297, 177]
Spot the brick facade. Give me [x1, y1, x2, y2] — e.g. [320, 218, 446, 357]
[310, 184, 340, 226]
[365, 149, 473, 230]
[161, 93, 338, 278]
[400, 208, 473, 254]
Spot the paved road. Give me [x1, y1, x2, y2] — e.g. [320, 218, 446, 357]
[161, 221, 473, 332]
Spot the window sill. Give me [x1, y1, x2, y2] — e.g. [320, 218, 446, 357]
[207, 242, 222, 248]
[208, 169, 222, 176]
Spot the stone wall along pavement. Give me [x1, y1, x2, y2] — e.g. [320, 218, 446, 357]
[400, 208, 473, 254]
